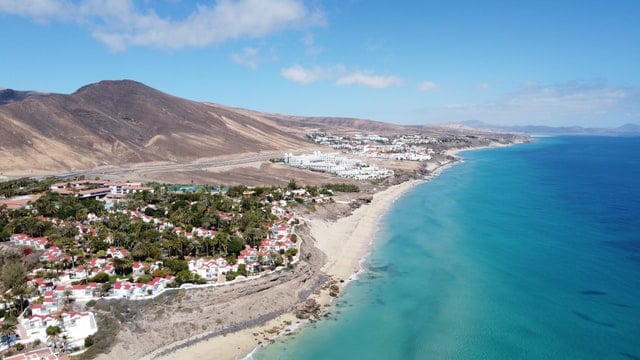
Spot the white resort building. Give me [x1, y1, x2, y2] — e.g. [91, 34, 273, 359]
[284, 151, 393, 180]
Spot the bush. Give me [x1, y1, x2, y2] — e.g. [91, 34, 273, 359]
[285, 248, 298, 259]
[151, 268, 172, 278]
[322, 183, 359, 193]
[227, 237, 244, 256]
[225, 271, 238, 281]
[237, 264, 247, 276]
[84, 335, 94, 347]
[164, 259, 188, 273]
[175, 270, 194, 284]
[136, 274, 153, 284]
[91, 272, 110, 283]
[101, 282, 112, 293]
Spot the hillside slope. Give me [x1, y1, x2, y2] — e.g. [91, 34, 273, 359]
[0, 80, 312, 174]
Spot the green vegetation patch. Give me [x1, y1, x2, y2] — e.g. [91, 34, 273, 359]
[322, 183, 360, 193]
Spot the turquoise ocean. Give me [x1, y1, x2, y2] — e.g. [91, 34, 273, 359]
[252, 136, 640, 360]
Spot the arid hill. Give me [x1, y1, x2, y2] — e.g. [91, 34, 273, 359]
[0, 80, 522, 182]
[0, 80, 325, 174]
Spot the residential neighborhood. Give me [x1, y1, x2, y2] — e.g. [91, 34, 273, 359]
[307, 132, 440, 161]
[0, 177, 315, 358]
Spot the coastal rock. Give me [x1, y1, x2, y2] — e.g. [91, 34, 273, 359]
[295, 298, 321, 319]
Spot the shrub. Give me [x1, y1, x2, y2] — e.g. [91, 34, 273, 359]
[136, 274, 153, 284]
[322, 183, 359, 193]
[163, 259, 188, 273]
[91, 272, 110, 283]
[225, 271, 238, 281]
[84, 335, 94, 347]
[151, 267, 172, 278]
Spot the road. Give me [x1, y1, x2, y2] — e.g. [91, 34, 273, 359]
[10, 152, 284, 181]
[82, 153, 280, 177]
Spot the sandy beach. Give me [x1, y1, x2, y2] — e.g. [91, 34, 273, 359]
[100, 144, 519, 360]
[147, 179, 423, 360]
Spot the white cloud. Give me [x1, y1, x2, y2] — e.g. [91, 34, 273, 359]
[419, 82, 640, 126]
[0, 0, 74, 21]
[280, 65, 402, 90]
[418, 81, 438, 91]
[280, 64, 341, 84]
[476, 82, 491, 90]
[336, 71, 402, 89]
[231, 47, 260, 68]
[503, 83, 635, 114]
[0, 0, 324, 51]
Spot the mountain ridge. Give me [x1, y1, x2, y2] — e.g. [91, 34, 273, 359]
[458, 120, 640, 136]
[0, 80, 319, 174]
[0, 80, 524, 178]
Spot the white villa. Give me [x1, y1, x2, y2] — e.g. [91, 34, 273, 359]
[110, 276, 174, 299]
[188, 257, 235, 281]
[9, 234, 48, 250]
[22, 310, 98, 349]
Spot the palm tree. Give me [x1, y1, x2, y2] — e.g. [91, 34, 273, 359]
[11, 283, 28, 314]
[113, 256, 133, 276]
[46, 325, 62, 349]
[0, 318, 17, 347]
[62, 289, 73, 308]
[212, 232, 228, 256]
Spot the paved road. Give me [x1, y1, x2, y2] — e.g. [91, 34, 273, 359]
[9, 152, 283, 181]
[84, 153, 280, 177]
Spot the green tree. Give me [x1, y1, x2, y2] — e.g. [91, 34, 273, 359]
[91, 272, 110, 283]
[237, 263, 247, 277]
[11, 283, 30, 313]
[306, 185, 319, 197]
[227, 236, 245, 256]
[212, 231, 229, 255]
[63, 289, 73, 306]
[2, 261, 26, 291]
[0, 316, 17, 346]
[46, 325, 62, 348]
[113, 256, 133, 276]
[163, 259, 188, 273]
[175, 270, 194, 284]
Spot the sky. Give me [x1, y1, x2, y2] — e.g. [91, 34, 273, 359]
[1, 0, 639, 127]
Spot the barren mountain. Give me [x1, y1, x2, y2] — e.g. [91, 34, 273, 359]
[0, 80, 321, 175]
[0, 80, 523, 182]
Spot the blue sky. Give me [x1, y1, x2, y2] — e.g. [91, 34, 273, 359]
[1, 0, 639, 127]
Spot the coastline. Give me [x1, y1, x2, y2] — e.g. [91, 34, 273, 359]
[138, 143, 511, 360]
[148, 179, 423, 360]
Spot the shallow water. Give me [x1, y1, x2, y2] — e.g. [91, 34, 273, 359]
[252, 136, 640, 360]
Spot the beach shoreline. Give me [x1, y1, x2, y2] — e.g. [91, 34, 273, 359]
[134, 143, 512, 360]
[146, 178, 424, 360]
[148, 171, 465, 359]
